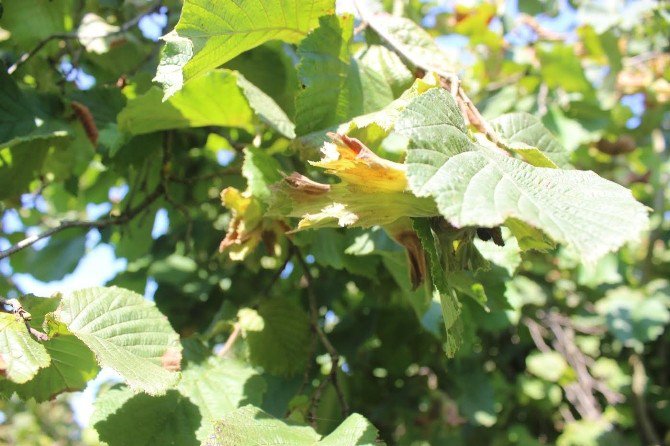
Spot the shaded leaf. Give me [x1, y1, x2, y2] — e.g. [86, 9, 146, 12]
[178, 358, 267, 439]
[94, 390, 201, 446]
[238, 298, 311, 376]
[204, 405, 382, 446]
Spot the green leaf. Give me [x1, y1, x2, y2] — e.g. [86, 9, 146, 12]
[0, 134, 69, 200]
[0, 72, 71, 154]
[119, 70, 294, 137]
[10, 231, 86, 282]
[0, 70, 42, 145]
[595, 287, 670, 352]
[317, 413, 382, 446]
[241, 147, 283, 202]
[225, 42, 301, 117]
[491, 112, 570, 168]
[90, 358, 265, 443]
[155, 0, 334, 97]
[236, 73, 296, 138]
[90, 385, 136, 427]
[0, 313, 50, 384]
[238, 298, 311, 376]
[395, 88, 649, 263]
[204, 405, 319, 445]
[412, 219, 462, 357]
[295, 15, 393, 136]
[517, 0, 558, 16]
[178, 358, 266, 439]
[94, 390, 201, 446]
[53, 287, 182, 395]
[358, 9, 457, 78]
[526, 351, 569, 382]
[536, 44, 592, 94]
[204, 405, 383, 446]
[0, 0, 74, 47]
[0, 295, 99, 401]
[357, 45, 413, 98]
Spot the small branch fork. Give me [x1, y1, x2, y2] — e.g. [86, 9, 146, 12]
[293, 246, 350, 424]
[0, 185, 164, 261]
[523, 312, 624, 423]
[0, 297, 48, 341]
[7, 0, 163, 75]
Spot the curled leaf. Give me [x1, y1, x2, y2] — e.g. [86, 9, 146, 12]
[268, 133, 437, 230]
[219, 187, 284, 261]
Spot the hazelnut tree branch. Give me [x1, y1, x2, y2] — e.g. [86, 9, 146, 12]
[7, 0, 163, 75]
[293, 246, 350, 421]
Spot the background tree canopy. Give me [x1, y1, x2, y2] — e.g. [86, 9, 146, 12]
[0, 0, 669, 445]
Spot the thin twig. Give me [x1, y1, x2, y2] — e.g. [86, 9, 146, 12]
[217, 323, 241, 358]
[7, 0, 162, 75]
[162, 132, 194, 252]
[523, 317, 551, 353]
[1, 298, 49, 341]
[168, 167, 241, 185]
[307, 374, 332, 427]
[294, 247, 350, 419]
[524, 312, 624, 423]
[262, 244, 296, 296]
[0, 184, 164, 261]
[630, 354, 663, 446]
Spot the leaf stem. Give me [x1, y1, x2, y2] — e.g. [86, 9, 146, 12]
[217, 323, 241, 358]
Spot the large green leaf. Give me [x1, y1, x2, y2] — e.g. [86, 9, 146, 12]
[119, 70, 294, 137]
[155, 0, 334, 97]
[395, 88, 649, 263]
[238, 298, 311, 376]
[0, 313, 50, 384]
[204, 405, 382, 446]
[178, 358, 267, 439]
[295, 15, 393, 136]
[0, 295, 99, 401]
[53, 287, 182, 395]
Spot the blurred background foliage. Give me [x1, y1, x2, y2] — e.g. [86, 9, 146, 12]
[0, 0, 669, 445]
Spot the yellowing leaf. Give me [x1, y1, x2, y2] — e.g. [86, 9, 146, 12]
[219, 187, 285, 261]
[311, 133, 407, 192]
[268, 134, 437, 231]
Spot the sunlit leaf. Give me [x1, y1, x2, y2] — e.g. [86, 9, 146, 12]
[155, 0, 334, 97]
[53, 287, 182, 395]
